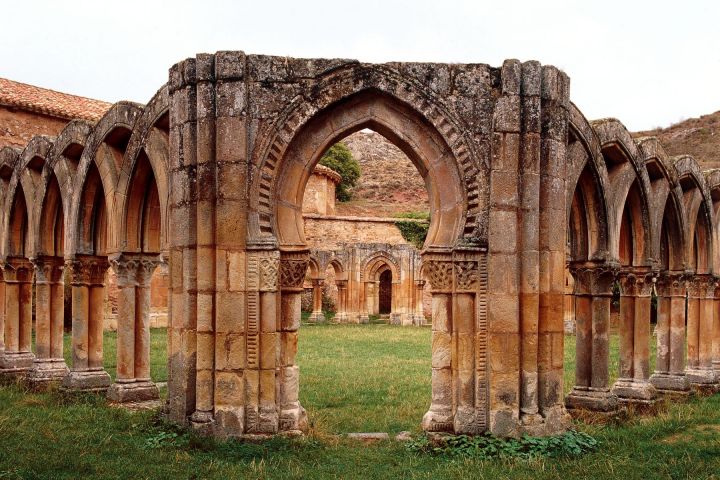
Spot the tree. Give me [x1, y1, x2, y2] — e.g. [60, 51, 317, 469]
[318, 142, 360, 202]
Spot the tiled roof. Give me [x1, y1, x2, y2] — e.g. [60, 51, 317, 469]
[0, 77, 112, 122]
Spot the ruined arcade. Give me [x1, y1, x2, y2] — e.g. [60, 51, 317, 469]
[1, 50, 719, 441]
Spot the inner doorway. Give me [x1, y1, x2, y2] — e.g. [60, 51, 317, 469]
[378, 269, 392, 315]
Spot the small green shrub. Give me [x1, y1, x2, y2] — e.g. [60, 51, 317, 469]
[406, 431, 599, 459]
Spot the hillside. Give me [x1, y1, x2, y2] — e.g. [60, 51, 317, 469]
[635, 110, 720, 170]
[336, 130, 429, 217]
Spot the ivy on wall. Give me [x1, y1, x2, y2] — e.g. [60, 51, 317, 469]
[394, 212, 430, 248]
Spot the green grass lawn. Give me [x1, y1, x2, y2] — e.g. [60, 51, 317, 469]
[61, 329, 168, 383]
[0, 325, 717, 479]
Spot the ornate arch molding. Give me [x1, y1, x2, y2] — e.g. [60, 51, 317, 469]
[674, 155, 714, 271]
[591, 118, 653, 265]
[705, 169, 720, 270]
[2, 135, 55, 259]
[360, 250, 400, 282]
[636, 137, 686, 269]
[566, 104, 611, 259]
[116, 85, 170, 252]
[248, 62, 488, 249]
[68, 101, 143, 256]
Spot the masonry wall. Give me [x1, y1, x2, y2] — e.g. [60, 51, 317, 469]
[0, 106, 69, 149]
[304, 215, 409, 249]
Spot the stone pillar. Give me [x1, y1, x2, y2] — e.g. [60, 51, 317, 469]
[62, 256, 111, 391]
[564, 273, 576, 334]
[686, 275, 718, 390]
[565, 263, 619, 412]
[611, 269, 657, 404]
[307, 278, 325, 323]
[422, 250, 487, 435]
[650, 271, 690, 393]
[334, 280, 348, 323]
[714, 282, 720, 381]
[0, 258, 34, 377]
[107, 254, 161, 402]
[358, 281, 370, 324]
[27, 256, 68, 388]
[413, 279, 426, 326]
[278, 251, 309, 433]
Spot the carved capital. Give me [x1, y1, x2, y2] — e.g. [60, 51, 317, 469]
[618, 269, 655, 297]
[425, 260, 454, 292]
[67, 255, 109, 287]
[454, 261, 480, 291]
[656, 271, 688, 298]
[1, 257, 34, 283]
[687, 275, 715, 299]
[259, 257, 279, 292]
[279, 252, 310, 290]
[31, 256, 65, 284]
[570, 262, 617, 296]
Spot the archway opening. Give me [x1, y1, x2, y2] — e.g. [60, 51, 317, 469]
[279, 91, 463, 435]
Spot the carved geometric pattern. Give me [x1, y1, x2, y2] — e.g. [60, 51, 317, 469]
[475, 253, 488, 430]
[259, 258, 279, 292]
[279, 259, 309, 288]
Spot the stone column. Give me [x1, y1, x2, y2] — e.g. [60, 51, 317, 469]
[358, 281, 370, 324]
[308, 278, 325, 323]
[686, 275, 718, 390]
[611, 269, 657, 404]
[413, 279, 426, 326]
[565, 263, 619, 412]
[422, 250, 488, 435]
[650, 271, 690, 393]
[334, 280, 348, 323]
[27, 256, 68, 388]
[107, 254, 161, 402]
[0, 258, 34, 377]
[278, 252, 309, 433]
[62, 256, 111, 391]
[714, 282, 720, 381]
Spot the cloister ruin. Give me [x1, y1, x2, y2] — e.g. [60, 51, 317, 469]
[0, 51, 719, 439]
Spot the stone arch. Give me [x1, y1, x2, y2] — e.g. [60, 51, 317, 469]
[2, 136, 55, 259]
[705, 169, 720, 270]
[566, 108, 611, 261]
[249, 76, 477, 250]
[307, 256, 321, 278]
[636, 137, 686, 271]
[0, 148, 19, 238]
[68, 102, 143, 256]
[592, 119, 653, 266]
[116, 86, 169, 253]
[674, 155, 713, 273]
[360, 251, 400, 282]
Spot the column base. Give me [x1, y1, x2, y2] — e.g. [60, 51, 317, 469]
[307, 311, 325, 323]
[686, 368, 719, 387]
[389, 313, 402, 325]
[107, 380, 160, 403]
[190, 410, 215, 436]
[411, 314, 427, 326]
[565, 387, 619, 413]
[421, 407, 454, 433]
[686, 368, 720, 395]
[649, 372, 691, 395]
[279, 403, 308, 434]
[518, 406, 573, 436]
[611, 378, 658, 405]
[358, 314, 369, 324]
[61, 369, 112, 392]
[25, 358, 69, 390]
[0, 351, 35, 380]
[333, 313, 349, 324]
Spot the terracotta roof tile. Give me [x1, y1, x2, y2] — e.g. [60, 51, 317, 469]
[0, 77, 112, 122]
